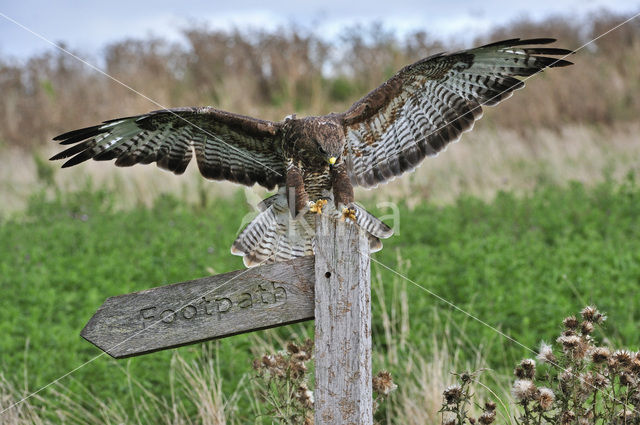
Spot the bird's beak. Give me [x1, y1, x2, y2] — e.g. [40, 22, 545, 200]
[328, 157, 336, 165]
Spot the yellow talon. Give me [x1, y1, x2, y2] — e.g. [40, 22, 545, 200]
[309, 199, 328, 214]
[341, 207, 357, 222]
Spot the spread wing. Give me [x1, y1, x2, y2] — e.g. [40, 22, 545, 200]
[51, 107, 285, 190]
[339, 38, 573, 188]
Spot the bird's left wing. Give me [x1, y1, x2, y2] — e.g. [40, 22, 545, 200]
[338, 38, 573, 188]
[51, 107, 286, 190]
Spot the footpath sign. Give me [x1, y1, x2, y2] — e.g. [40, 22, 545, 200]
[82, 215, 373, 424]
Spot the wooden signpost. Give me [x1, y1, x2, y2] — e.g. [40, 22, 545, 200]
[82, 214, 373, 424]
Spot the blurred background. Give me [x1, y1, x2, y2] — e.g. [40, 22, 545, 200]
[1, 2, 640, 424]
[1, 1, 640, 209]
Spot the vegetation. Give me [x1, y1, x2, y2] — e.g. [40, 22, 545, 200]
[440, 306, 640, 424]
[1, 11, 640, 150]
[1, 175, 639, 422]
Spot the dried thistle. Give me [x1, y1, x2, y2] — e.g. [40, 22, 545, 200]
[580, 306, 606, 324]
[613, 349, 633, 367]
[537, 387, 555, 410]
[438, 370, 493, 425]
[252, 340, 314, 424]
[443, 384, 463, 405]
[537, 342, 557, 365]
[580, 320, 594, 335]
[563, 315, 579, 329]
[511, 379, 537, 402]
[514, 358, 536, 380]
[372, 370, 397, 396]
[509, 306, 640, 425]
[590, 347, 610, 364]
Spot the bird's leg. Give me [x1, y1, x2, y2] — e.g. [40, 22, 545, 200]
[330, 162, 356, 221]
[286, 162, 309, 218]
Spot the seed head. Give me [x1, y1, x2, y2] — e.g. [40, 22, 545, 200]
[557, 334, 587, 358]
[578, 373, 597, 400]
[580, 306, 606, 324]
[290, 358, 307, 379]
[443, 384, 463, 405]
[591, 347, 610, 364]
[557, 334, 580, 348]
[581, 306, 597, 322]
[537, 342, 557, 364]
[293, 350, 312, 362]
[512, 379, 537, 402]
[630, 356, 640, 374]
[563, 315, 579, 329]
[537, 387, 555, 410]
[560, 410, 576, 425]
[478, 410, 496, 424]
[580, 321, 594, 335]
[484, 401, 496, 411]
[559, 369, 575, 393]
[252, 358, 262, 371]
[514, 359, 536, 380]
[296, 383, 314, 409]
[372, 370, 397, 396]
[613, 349, 633, 367]
[286, 342, 300, 354]
[261, 354, 274, 368]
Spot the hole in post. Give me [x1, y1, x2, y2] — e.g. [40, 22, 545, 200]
[325, 271, 331, 278]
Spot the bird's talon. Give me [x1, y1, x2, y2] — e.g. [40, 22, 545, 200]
[341, 207, 357, 222]
[309, 199, 328, 214]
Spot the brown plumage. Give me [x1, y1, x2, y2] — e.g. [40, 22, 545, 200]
[51, 38, 572, 266]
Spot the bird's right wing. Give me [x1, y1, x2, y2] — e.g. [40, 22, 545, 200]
[51, 107, 286, 190]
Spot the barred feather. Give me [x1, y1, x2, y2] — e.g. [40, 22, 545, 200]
[341, 38, 572, 188]
[232, 193, 392, 266]
[51, 107, 286, 190]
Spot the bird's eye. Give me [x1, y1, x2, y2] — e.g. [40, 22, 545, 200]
[317, 145, 327, 155]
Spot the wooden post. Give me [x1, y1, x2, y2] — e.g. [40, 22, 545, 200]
[314, 214, 372, 424]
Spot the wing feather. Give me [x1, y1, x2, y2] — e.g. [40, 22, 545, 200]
[51, 107, 285, 189]
[340, 38, 572, 188]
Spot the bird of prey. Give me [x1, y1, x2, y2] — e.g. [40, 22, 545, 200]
[51, 38, 572, 267]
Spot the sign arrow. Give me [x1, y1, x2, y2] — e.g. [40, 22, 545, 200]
[81, 256, 315, 358]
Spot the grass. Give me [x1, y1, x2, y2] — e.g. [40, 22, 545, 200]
[1, 173, 639, 423]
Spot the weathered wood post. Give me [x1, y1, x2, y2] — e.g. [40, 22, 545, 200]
[314, 214, 372, 424]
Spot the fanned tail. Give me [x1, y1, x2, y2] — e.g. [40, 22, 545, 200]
[231, 195, 315, 267]
[231, 195, 394, 267]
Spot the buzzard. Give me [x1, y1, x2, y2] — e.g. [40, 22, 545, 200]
[51, 38, 572, 266]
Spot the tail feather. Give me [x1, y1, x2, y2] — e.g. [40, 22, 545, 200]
[232, 195, 392, 267]
[350, 203, 394, 239]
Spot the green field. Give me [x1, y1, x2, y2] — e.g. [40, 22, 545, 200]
[1, 176, 639, 422]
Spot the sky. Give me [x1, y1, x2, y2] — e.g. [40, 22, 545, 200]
[1, 0, 639, 60]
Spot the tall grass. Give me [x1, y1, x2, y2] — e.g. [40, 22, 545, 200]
[1, 11, 639, 150]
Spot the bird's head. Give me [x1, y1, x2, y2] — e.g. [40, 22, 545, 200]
[285, 115, 346, 168]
